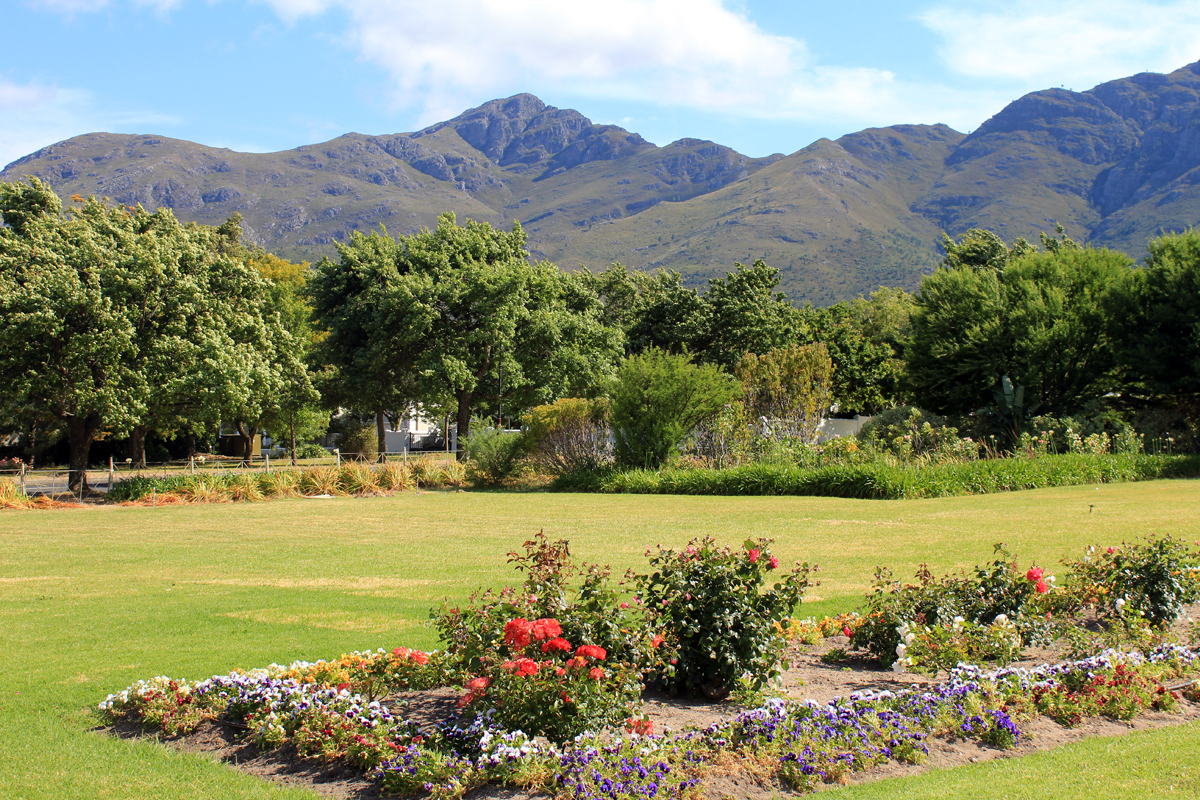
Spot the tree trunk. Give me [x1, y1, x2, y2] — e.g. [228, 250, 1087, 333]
[455, 391, 472, 461]
[234, 420, 256, 466]
[185, 433, 197, 459]
[66, 413, 101, 495]
[376, 407, 387, 463]
[127, 425, 147, 468]
[289, 412, 297, 466]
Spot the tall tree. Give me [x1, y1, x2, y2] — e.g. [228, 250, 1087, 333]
[1111, 230, 1200, 423]
[691, 260, 804, 369]
[0, 179, 268, 490]
[309, 214, 621, 456]
[906, 237, 1132, 418]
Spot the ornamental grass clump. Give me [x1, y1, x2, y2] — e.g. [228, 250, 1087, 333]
[299, 465, 343, 496]
[637, 537, 815, 699]
[378, 461, 414, 491]
[257, 468, 300, 498]
[339, 462, 383, 495]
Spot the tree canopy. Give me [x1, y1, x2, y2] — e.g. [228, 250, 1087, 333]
[0, 179, 282, 488]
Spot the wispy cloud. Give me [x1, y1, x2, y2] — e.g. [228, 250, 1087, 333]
[919, 0, 1200, 88]
[0, 78, 180, 170]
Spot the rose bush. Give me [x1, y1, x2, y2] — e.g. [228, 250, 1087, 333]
[637, 537, 815, 698]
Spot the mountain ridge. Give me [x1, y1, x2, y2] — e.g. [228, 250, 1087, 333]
[7, 64, 1200, 304]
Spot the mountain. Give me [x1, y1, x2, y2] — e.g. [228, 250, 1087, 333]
[6, 63, 1200, 304]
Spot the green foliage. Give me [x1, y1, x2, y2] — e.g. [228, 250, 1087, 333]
[294, 442, 331, 460]
[1063, 536, 1200, 627]
[308, 213, 621, 450]
[1110, 229, 1200, 442]
[553, 453, 1200, 499]
[0, 180, 281, 491]
[637, 537, 814, 698]
[735, 344, 834, 443]
[797, 293, 910, 415]
[464, 425, 527, 487]
[690, 260, 805, 369]
[608, 348, 740, 469]
[522, 397, 611, 475]
[338, 420, 378, 461]
[906, 234, 1132, 420]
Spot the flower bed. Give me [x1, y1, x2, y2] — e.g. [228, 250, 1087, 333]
[97, 534, 1200, 798]
[100, 644, 1200, 799]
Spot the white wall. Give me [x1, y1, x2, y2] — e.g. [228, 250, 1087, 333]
[815, 415, 872, 443]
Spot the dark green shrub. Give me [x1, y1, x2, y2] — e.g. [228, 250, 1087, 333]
[293, 443, 329, 460]
[608, 348, 740, 469]
[338, 421, 377, 461]
[464, 425, 527, 487]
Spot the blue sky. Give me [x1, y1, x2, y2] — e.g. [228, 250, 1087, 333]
[5, 0, 1200, 169]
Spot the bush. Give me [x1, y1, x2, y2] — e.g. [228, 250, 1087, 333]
[735, 344, 834, 443]
[1063, 536, 1200, 627]
[636, 537, 815, 699]
[293, 443, 330, 460]
[523, 398, 611, 475]
[608, 348, 740, 469]
[338, 421, 378, 461]
[464, 425, 527, 487]
[455, 617, 640, 743]
[431, 533, 653, 677]
[850, 548, 1067, 668]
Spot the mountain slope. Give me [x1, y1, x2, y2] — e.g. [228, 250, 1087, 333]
[6, 64, 1200, 304]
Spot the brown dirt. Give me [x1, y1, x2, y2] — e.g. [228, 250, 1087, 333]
[105, 611, 1200, 800]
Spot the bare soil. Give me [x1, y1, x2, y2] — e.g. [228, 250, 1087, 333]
[106, 611, 1200, 800]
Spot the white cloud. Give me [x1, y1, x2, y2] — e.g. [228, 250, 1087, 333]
[919, 0, 1200, 88]
[257, 0, 947, 130]
[0, 78, 179, 170]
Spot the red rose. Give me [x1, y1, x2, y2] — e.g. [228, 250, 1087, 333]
[1036, 580, 1049, 594]
[504, 618, 534, 649]
[748, 549, 760, 564]
[1026, 567, 1044, 582]
[541, 637, 572, 654]
[768, 555, 779, 570]
[589, 667, 605, 680]
[531, 618, 562, 641]
[651, 634, 664, 648]
[575, 644, 607, 660]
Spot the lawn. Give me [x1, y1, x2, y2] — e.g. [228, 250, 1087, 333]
[1, 479, 1197, 799]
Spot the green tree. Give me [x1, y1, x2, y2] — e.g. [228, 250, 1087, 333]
[307, 228, 421, 459]
[906, 239, 1132, 421]
[1111, 230, 1200, 427]
[0, 179, 271, 490]
[691, 260, 804, 369]
[608, 348, 740, 468]
[624, 269, 707, 356]
[309, 214, 621, 456]
[797, 302, 901, 415]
